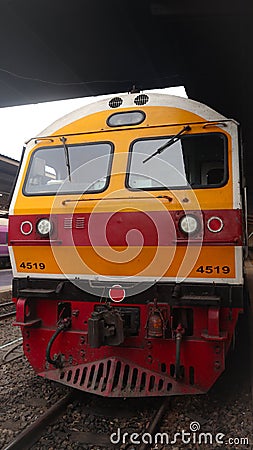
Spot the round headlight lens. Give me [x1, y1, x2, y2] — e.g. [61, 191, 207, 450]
[37, 218, 52, 236]
[179, 215, 198, 235]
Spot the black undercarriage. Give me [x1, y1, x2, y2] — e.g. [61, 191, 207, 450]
[13, 277, 244, 308]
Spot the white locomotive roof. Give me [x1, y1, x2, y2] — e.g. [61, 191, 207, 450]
[37, 92, 229, 140]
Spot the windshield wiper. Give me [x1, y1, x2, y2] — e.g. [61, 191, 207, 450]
[142, 125, 191, 164]
[60, 136, 71, 182]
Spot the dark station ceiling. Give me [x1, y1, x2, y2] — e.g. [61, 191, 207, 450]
[0, 1, 253, 206]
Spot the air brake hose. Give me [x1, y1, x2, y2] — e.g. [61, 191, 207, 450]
[46, 318, 71, 368]
[175, 323, 185, 380]
[175, 331, 182, 379]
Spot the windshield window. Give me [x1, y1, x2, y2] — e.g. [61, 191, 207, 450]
[24, 141, 113, 195]
[127, 133, 227, 190]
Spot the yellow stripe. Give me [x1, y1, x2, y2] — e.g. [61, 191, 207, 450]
[13, 245, 235, 279]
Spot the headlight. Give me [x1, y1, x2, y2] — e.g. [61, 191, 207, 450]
[37, 218, 52, 236]
[207, 216, 223, 233]
[179, 215, 199, 235]
[20, 221, 33, 235]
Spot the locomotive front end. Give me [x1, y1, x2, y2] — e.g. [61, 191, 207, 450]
[9, 93, 244, 396]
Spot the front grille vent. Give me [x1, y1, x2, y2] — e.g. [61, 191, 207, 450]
[64, 217, 85, 229]
[109, 97, 123, 108]
[64, 218, 72, 229]
[134, 94, 149, 105]
[58, 358, 172, 397]
[75, 217, 85, 229]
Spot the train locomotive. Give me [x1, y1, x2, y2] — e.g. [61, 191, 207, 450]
[9, 93, 244, 397]
[0, 218, 10, 269]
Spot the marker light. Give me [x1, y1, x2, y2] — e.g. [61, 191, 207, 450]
[207, 216, 223, 233]
[20, 221, 33, 235]
[179, 215, 199, 235]
[109, 285, 125, 302]
[37, 218, 52, 236]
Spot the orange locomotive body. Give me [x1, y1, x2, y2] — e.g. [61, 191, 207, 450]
[9, 93, 244, 396]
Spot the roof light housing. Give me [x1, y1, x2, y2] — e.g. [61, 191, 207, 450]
[107, 111, 145, 127]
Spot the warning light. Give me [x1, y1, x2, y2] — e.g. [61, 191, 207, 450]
[20, 221, 33, 235]
[207, 216, 223, 233]
[109, 285, 125, 302]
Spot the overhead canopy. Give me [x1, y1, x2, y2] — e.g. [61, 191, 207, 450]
[0, 1, 252, 205]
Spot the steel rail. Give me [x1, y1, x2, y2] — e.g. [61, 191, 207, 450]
[0, 311, 16, 320]
[0, 337, 22, 350]
[0, 301, 14, 308]
[138, 397, 171, 450]
[0, 300, 16, 320]
[3, 342, 23, 363]
[121, 397, 171, 450]
[4, 392, 76, 450]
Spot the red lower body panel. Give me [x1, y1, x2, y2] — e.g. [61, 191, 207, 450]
[13, 297, 241, 397]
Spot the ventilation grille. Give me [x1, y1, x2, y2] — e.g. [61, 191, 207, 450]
[57, 358, 173, 397]
[64, 217, 85, 229]
[134, 94, 149, 105]
[75, 217, 85, 229]
[64, 217, 72, 229]
[109, 97, 123, 108]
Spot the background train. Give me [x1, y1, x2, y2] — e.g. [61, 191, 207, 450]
[0, 217, 10, 269]
[8, 92, 244, 397]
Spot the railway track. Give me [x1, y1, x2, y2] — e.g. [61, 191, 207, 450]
[122, 397, 171, 450]
[0, 300, 15, 320]
[3, 391, 170, 450]
[2, 348, 252, 450]
[0, 338, 23, 363]
[4, 392, 75, 450]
